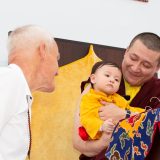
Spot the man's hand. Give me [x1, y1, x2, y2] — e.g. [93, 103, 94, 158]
[98, 101, 126, 123]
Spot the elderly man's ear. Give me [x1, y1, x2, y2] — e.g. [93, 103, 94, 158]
[38, 43, 47, 60]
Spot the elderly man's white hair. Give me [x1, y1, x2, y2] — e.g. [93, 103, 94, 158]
[7, 25, 55, 55]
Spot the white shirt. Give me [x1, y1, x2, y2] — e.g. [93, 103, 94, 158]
[0, 64, 32, 160]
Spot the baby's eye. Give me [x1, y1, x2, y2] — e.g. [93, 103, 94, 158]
[105, 74, 110, 77]
[115, 79, 119, 82]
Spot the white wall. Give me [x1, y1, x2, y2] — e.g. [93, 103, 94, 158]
[0, 0, 160, 77]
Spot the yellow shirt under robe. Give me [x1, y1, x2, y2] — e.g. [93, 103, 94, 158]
[80, 89, 145, 139]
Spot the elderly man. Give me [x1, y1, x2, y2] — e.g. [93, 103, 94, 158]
[0, 25, 60, 160]
[73, 32, 160, 160]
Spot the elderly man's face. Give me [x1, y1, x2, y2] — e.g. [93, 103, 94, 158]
[39, 41, 60, 92]
[122, 40, 160, 86]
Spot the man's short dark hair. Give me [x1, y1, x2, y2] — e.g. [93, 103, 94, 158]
[129, 32, 160, 65]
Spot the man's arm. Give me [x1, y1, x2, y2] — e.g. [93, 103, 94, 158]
[98, 101, 126, 123]
[73, 106, 111, 157]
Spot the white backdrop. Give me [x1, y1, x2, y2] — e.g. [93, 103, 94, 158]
[0, 0, 160, 77]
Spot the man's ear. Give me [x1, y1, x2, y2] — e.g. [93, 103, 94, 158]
[90, 74, 96, 84]
[124, 47, 129, 55]
[157, 57, 160, 71]
[156, 65, 160, 72]
[39, 42, 46, 60]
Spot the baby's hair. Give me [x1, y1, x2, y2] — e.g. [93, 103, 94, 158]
[81, 61, 121, 92]
[91, 61, 121, 74]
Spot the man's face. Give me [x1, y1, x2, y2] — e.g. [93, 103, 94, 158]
[122, 39, 160, 86]
[40, 42, 60, 92]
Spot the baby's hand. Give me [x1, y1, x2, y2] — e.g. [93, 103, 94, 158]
[101, 119, 115, 133]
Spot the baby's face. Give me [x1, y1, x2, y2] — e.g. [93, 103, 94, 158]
[90, 65, 122, 94]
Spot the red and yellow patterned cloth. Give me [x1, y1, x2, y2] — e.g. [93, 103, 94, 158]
[105, 108, 160, 160]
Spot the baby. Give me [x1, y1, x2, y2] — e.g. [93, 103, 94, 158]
[79, 61, 144, 140]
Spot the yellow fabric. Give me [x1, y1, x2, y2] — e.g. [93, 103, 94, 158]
[124, 80, 141, 104]
[30, 45, 101, 160]
[80, 89, 145, 139]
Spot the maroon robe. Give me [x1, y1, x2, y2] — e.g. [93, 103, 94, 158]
[79, 77, 160, 160]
